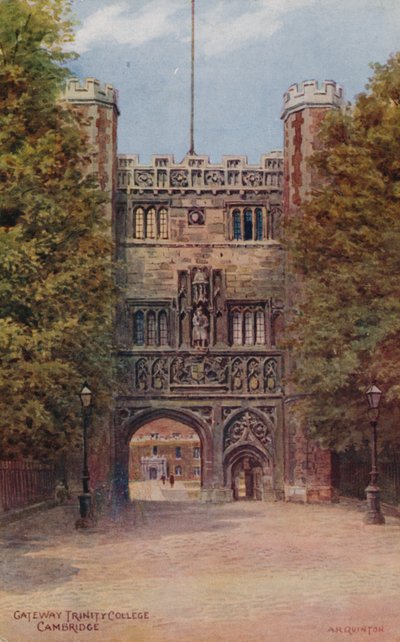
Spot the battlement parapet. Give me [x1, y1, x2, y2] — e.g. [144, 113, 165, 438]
[117, 152, 283, 193]
[63, 77, 119, 109]
[281, 80, 346, 120]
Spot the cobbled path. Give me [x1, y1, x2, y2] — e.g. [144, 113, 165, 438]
[0, 498, 400, 642]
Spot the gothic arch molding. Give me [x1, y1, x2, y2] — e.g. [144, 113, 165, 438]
[223, 408, 275, 456]
[115, 407, 213, 490]
[222, 409, 275, 494]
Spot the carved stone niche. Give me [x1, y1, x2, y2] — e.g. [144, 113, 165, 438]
[264, 358, 279, 393]
[211, 269, 226, 345]
[191, 267, 209, 306]
[224, 411, 274, 456]
[270, 300, 284, 348]
[191, 268, 210, 349]
[178, 271, 190, 347]
[151, 358, 168, 390]
[135, 358, 150, 392]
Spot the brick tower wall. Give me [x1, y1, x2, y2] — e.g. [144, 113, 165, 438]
[281, 80, 346, 503]
[63, 78, 120, 492]
[63, 77, 119, 232]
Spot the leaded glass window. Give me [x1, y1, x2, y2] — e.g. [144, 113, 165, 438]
[159, 208, 168, 239]
[159, 311, 168, 346]
[244, 311, 254, 345]
[134, 311, 145, 345]
[233, 312, 242, 345]
[255, 311, 265, 344]
[147, 311, 156, 345]
[233, 209, 241, 240]
[244, 209, 253, 241]
[134, 207, 144, 239]
[255, 208, 263, 240]
[146, 207, 156, 239]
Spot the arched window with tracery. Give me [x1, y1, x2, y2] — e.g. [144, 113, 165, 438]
[255, 311, 265, 344]
[233, 312, 242, 345]
[134, 207, 144, 239]
[230, 207, 266, 241]
[244, 209, 253, 241]
[147, 311, 156, 345]
[134, 311, 145, 345]
[244, 311, 254, 345]
[255, 208, 263, 240]
[146, 207, 156, 239]
[230, 306, 267, 346]
[159, 311, 168, 346]
[233, 209, 241, 240]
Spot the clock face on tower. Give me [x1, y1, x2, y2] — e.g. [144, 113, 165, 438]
[188, 208, 205, 225]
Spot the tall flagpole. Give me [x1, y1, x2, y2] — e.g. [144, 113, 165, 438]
[189, 0, 195, 155]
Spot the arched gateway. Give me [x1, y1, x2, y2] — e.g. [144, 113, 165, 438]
[64, 77, 344, 505]
[113, 404, 283, 503]
[114, 408, 215, 501]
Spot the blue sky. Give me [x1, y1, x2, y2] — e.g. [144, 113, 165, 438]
[69, 0, 400, 163]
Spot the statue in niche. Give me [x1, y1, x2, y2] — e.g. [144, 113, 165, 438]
[192, 305, 209, 349]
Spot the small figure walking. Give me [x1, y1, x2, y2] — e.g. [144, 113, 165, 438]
[55, 480, 70, 505]
[161, 473, 166, 485]
[169, 473, 175, 488]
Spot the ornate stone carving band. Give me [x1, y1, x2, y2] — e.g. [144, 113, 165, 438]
[131, 353, 282, 395]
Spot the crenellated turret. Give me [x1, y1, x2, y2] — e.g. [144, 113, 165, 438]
[282, 79, 346, 216]
[63, 78, 120, 229]
[282, 80, 347, 504]
[281, 80, 345, 121]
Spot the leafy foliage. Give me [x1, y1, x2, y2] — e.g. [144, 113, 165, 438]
[287, 52, 400, 450]
[0, 0, 114, 459]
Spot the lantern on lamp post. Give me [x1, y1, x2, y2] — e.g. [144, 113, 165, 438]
[76, 382, 93, 528]
[364, 384, 385, 525]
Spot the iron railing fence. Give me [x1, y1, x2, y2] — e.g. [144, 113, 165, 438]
[0, 460, 56, 511]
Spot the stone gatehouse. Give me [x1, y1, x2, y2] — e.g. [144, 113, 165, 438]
[65, 77, 346, 503]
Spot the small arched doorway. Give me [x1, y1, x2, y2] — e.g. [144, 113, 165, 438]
[230, 452, 265, 500]
[223, 410, 275, 501]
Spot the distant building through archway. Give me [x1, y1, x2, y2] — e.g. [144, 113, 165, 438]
[129, 418, 201, 501]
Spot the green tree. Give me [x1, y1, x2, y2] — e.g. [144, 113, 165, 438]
[0, 0, 114, 459]
[287, 52, 400, 450]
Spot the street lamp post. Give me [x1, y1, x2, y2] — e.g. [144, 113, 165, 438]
[364, 384, 385, 525]
[76, 382, 93, 528]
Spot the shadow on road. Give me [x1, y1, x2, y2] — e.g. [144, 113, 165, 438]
[96, 499, 265, 543]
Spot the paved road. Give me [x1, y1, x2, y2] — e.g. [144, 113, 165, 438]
[129, 480, 200, 501]
[1, 498, 400, 642]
